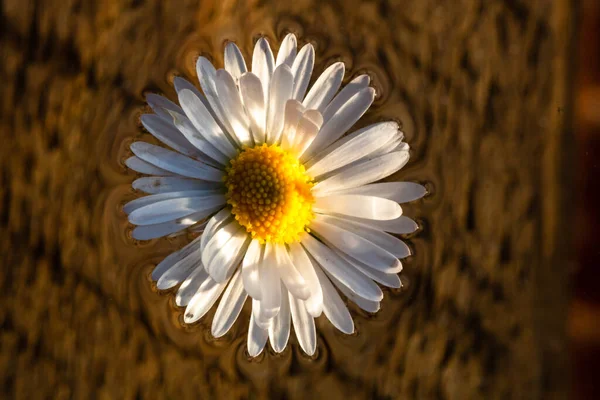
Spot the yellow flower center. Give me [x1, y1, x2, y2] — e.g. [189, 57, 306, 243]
[224, 144, 315, 244]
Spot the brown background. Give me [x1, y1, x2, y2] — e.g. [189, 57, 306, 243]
[572, 0, 600, 399]
[0, 0, 576, 399]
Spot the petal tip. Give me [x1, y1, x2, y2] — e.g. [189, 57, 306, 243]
[302, 343, 317, 357]
[211, 326, 226, 339]
[247, 346, 264, 357]
[283, 32, 297, 42]
[175, 296, 186, 308]
[225, 41, 239, 50]
[341, 324, 355, 335]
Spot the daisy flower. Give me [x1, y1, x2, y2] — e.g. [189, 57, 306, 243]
[125, 34, 426, 357]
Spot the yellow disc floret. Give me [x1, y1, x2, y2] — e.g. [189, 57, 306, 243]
[224, 144, 314, 244]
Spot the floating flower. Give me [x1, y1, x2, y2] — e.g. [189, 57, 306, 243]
[125, 34, 426, 356]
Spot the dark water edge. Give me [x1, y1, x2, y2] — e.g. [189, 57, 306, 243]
[0, 0, 574, 399]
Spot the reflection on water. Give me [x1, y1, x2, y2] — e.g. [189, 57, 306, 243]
[0, 0, 571, 398]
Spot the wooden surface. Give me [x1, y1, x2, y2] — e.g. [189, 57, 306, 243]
[0, 0, 574, 399]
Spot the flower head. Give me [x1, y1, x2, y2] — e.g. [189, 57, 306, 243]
[125, 34, 426, 356]
[224, 144, 315, 244]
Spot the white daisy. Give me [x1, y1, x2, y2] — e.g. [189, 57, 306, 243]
[125, 34, 426, 357]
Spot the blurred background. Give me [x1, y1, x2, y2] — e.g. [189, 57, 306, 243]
[572, 1, 600, 399]
[0, 0, 594, 398]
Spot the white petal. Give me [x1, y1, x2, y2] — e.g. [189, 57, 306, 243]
[130, 142, 224, 181]
[331, 182, 427, 204]
[205, 227, 250, 283]
[364, 136, 405, 160]
[176, 266, 209, 306]
[242, 240, 264, 300]
[305, 122, 401, 168]
[334, 249, 402, 288]
[196, 57, 238, 144]
[184, 277, 227, 323]
[252, 299, 273, 330]
[306, 122, 398, 177]
[280, 100, 305, 151]
[239, 72, 267, 144]
[275, 33, 297, 67]
[266, 64, 294, 144]
[301, 109, 324, 127]
[157, 246, 202, 290]
[132, 210, 212, 240]
[200, 208, 233, 253]
[252, 38, 275, 100]
[124, 190, 219, 215]
[290, 44, 315, 101]
[310, 216, 401, 272]
[188, 219, 209, 233]
[157, 262, 198, 291]
[248, 303, 269, 356]
[201, 219, 241, 271]
[301, 234, 383, 301]
[172, 77, 213, 115]
[312, 151, 410, 195]
[313, 265, 354, 334]
[177, 89, 238, 158]
[288, 242, 323, 317]
[211, 268, 248, 337]
[314, 194, 402, 221]
[319, 215, 410, 260]
[303, 87, 375, 160]
[215, 69, 253, 146]
[132, 176, 217, 194]
[397, 142, 410, 151]
[140, 114, 199, 157]
[353, 298, 380, 313]
[302, 62, 345, 112]
[268, 283, 291, 353]
[334, 215, 419, 234]
[259, 243, 282, 321]
[167, 109, 230, 166]
[292, 110, 323, 157]
[224, 42, 248, 85]
[128, 195, 225, 226]
[307, 122, 398, 177]
[327, 274, 380, 313]
[125, 156, 173, 176]
[322, 74, 370, 123]
[274, 244, 310, 300]
[289, 295, 316, 356]
[146, 93, 183, 122]
[150, 235, 202, 281]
